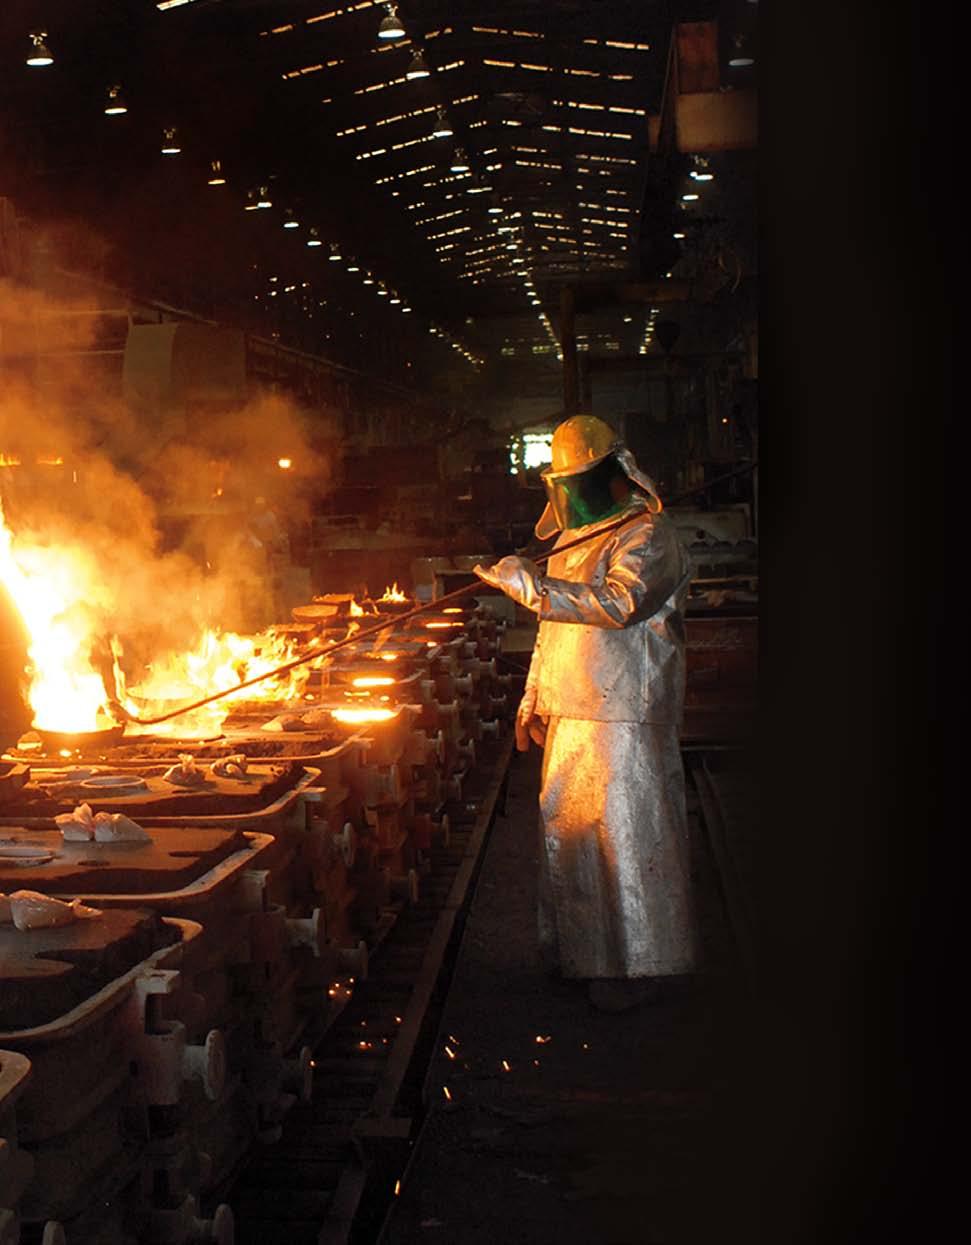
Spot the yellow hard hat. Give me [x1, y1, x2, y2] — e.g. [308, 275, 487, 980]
[544, 415, 619, 479]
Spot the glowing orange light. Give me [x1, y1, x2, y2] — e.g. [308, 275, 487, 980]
[501, 1059, 511, 1072]
[331, 707, 396, 724]
[349, 600, 365, 617]
[442, 607, 463, 614]
[535, 1034, 551, 1045]
[351, 675, 395, 688]
[378, 582, 408, 603]
[0, 454, 22, 468]
[443, 1085, 452, 1101]
[36, 456, 65, 467]
[425, 621, 460, 629]
[278, 457, 293, 469]
[394, 1180, 401, 1196]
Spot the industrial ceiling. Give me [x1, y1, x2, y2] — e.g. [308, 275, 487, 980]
[0, 0, 755, 390]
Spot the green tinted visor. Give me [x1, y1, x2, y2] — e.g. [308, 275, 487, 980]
[542, 453, 628, 531]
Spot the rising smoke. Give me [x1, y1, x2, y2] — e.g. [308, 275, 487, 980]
[0, 272, 338, 695]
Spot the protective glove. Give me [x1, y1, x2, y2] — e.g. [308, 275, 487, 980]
[473, 556, 544, 612]
[514, 685, 548, 752]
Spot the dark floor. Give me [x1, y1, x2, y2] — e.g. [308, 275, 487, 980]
[379, 747, 755, 1245]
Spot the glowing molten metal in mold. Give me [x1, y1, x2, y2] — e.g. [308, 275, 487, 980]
[330, 707, 397, 724]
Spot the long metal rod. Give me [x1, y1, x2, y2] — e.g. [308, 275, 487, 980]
[121, 511, 640, 726]
[122, 462, 759, 728]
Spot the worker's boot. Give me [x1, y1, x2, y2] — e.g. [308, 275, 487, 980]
[587, 977, 663, 1012]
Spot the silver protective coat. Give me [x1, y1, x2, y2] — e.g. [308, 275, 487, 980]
[522, 498, 698, 979]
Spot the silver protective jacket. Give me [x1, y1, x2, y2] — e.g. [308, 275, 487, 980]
[526, 498, 692, 724]
[523, 497, 698, 979]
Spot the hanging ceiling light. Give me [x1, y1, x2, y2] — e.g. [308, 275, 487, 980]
[377, 3, 406, 41]
[161, 127, 181, 155]
[487, 202, 503, 215]
[283, 209, 299, 228]
[328, 245, 343, 261]
[450, 147, 470, 173]
[307, 229, 323, 247]
[406, 49, 430, 80]
[431, 108, 453, 139]
[26, 31, 53, 67]
[362, 272, 375, 284]
[346, 260, 360, 272]
[104, 85, 127, 115]
[256, 186, 272, 208]
[389, 294, 402, 304]
[207, 161, 226, 186]
[728, 34, 755, 67]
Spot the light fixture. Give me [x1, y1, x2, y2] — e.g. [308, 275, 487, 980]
[681, 193, 699, 201]
[432, 108, 453, 139]
[673, 231, 685, 239]
[377, 285, 389, 296]
[257, 186, 272, 208]
[207, 159, 226, 186]
[104, 85, 127, 115]
[487, 203, 503, 215]
[328, 245, 343, 261]
[377, 3, 406, 41]
[26, 31, 53, 67]
[283, 209, 299, 228]
[389, 294, 401, 304]
[406, 50, 430, 80]
[363, 272, 375, 284]
[161, 127, 181, 155]
[450, 148, 470, 173]
[402, 306, 412, 312]
[346, 261, 360, 272]
[728, 34, 755, 67]
[307, 229, 322, 247]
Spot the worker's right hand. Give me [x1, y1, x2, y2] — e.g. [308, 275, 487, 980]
[515, 687, 546, 752]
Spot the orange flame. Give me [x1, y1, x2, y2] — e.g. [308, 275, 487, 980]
[0, 498, 314, 736]
[378, 582, 408, 603]
[0, 498, 117, 731]
[351, 675, 395, 688]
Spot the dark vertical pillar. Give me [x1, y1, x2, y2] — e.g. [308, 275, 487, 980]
[560, 285, 578, 416]
[579, 353, 593, 412]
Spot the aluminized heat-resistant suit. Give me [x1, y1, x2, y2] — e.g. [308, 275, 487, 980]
[519, 496, 698, 980]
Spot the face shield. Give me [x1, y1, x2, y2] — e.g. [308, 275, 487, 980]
[542, 452, 630, 531]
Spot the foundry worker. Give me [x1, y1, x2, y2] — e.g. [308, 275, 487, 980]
[474, 416, 697, 1012]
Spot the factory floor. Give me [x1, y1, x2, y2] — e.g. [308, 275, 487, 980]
[378, 747, 758, 1245]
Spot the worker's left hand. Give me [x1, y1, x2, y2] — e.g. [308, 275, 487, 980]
[473, 556, 543, 611]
